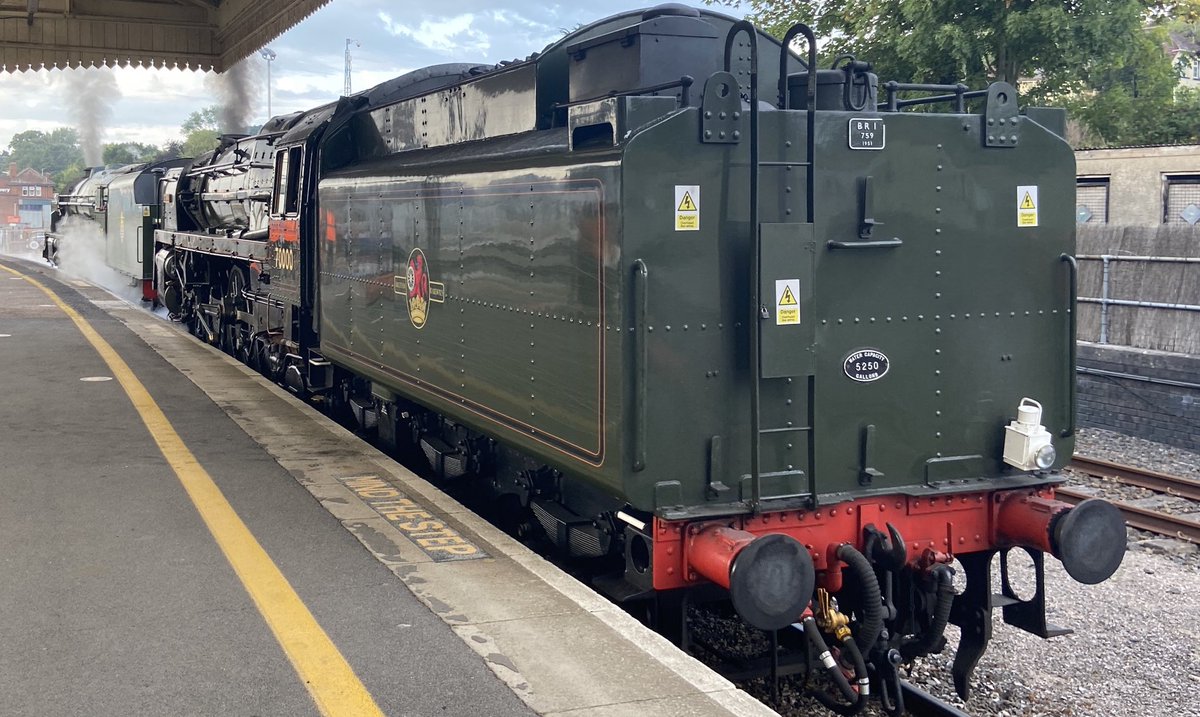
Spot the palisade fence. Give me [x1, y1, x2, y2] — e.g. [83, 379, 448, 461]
[1076, 225, 1200, 355]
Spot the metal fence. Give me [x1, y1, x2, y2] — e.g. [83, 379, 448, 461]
[1076, 225, 1200, 355]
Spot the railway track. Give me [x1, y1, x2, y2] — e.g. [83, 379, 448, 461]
[1061, 456, 1200, 544]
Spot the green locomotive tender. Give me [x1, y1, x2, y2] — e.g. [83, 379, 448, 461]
[119, 5, 1128, 713]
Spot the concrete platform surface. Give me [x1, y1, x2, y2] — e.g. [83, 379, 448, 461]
[0, 254, 777, 717]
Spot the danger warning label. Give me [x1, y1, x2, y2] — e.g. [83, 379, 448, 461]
[776, 279, 800, 325]
[675, 185, 699, 231]
[1017, 185, 1038, 227]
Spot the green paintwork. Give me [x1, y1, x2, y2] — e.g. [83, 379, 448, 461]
[103, 171, 152, 281]
[621, 107, 1075, 511]
[310, 34, 1075, 516]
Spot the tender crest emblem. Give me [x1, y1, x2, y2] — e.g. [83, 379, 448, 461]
[396, 248, 445, 329]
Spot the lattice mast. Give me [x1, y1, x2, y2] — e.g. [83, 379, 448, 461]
[343, 38, 359, 96]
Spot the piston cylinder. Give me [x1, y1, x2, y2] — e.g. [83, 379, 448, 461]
[688, 526, 815, 630]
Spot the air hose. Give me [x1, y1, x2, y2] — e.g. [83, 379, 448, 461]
[837, 543, 883, 655]
[803, 617, 870, 716]
[900, 563, 955, 660]
[802, 617, 856, 702]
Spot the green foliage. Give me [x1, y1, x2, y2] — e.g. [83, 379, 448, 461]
[5, 128, 84, 182]
[183, 130, 220, 158]
[180, 106, 222, 158]
[715, 0, 1200, 146]
[720, 0, 1144, 100]
[181, 106, 220, 135]
[102, 142, 161, 166]
[155, 141, 185, 161]
[57, 163, 86, 193]
[1064, 26, 1199, 146]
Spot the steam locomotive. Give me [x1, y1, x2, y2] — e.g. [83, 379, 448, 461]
[52, 6, 1127, 714]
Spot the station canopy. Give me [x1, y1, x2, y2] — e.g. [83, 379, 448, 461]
[0, 0, 332, 73]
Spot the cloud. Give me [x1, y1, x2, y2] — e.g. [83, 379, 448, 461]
[377, 12, 491, 55]
[0, 0, 741, 151]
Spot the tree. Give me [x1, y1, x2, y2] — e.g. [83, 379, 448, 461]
[720, 0, 1147, 102]
[719, 0, 1200, 145]
[1065, 25, 1192, 145]
[5, 127, 84, 179]
[154, 141, 186, 161]
[181, 106, 221, 157]
[102, 142, 160, 166]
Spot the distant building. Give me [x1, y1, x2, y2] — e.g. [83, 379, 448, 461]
[1075, 144, 1200, 225]
[1167, 30, 1199, 94]
[0, 163, 55, 230]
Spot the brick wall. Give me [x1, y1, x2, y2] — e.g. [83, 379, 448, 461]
[1077, 342, 1200, 451]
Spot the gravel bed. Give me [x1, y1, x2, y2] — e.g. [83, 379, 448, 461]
[1074, 427, 1200, 481]
[1067, 427, 1200, 564]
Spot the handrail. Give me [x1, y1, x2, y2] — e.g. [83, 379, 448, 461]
[723, 20, 762, 508]
[555, 76, 695, 110]
[1060, 254, 1078, 438]
[632, 259, 649, 472]
[880, 81, 983, 113]
[776, 24, 814, 108]
[778, 24, 818, 116]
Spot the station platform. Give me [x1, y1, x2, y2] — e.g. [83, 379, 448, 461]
[0, 253, 775, 717]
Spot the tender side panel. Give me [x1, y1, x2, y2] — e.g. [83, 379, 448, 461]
[319, 170, 608, 467]
[103, 172, 146, 279]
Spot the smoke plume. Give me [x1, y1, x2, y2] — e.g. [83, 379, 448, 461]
[65, 67, 121, 166]
[207, 58, 260, 134]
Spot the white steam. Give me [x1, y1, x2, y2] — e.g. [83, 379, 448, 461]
[207, 58, 261, 134]
[64, 67, 122, 166]
[51, 216, 144, 305]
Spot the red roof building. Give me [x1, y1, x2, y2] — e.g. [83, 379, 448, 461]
[0, 163, 55, 231]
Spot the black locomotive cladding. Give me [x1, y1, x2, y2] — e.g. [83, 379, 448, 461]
[152, 5, 1129, 714]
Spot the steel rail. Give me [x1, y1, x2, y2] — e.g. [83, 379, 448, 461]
[1056, 487, 1200, 544]
[1068, 456, 1200, 502]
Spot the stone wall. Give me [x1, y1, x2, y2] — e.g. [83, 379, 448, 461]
[1076, 342, 1200, 451]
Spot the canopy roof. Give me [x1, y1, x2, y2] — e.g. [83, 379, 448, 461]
[0, 0, 331, 72]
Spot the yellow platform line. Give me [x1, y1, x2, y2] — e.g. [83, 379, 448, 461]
[3, 265, 385, 717]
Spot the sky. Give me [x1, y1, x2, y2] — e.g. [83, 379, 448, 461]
[0, 0, 747, 152]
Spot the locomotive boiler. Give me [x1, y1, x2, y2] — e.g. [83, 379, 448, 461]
[62, 6, 1129, 714]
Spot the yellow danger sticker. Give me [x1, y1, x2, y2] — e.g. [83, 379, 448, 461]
[1017, 185, 1038, 227]
[675, 185, 699, 231]
[776, 279, 800, 325]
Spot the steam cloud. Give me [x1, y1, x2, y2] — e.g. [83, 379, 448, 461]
[65, 67, 121, 166]
[208, 58, 260, 134]
[49, 216, 144, 306]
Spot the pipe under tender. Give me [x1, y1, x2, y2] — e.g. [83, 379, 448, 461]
[994, 492, 1126, 584]
[688, 526, 815, 630]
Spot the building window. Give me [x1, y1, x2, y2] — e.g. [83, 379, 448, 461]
[1076, 178, 1109, 224]
[1164, 175, 1200, 225]
[1194, 61, 1200, 80]
[20, 186, 29, 196]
